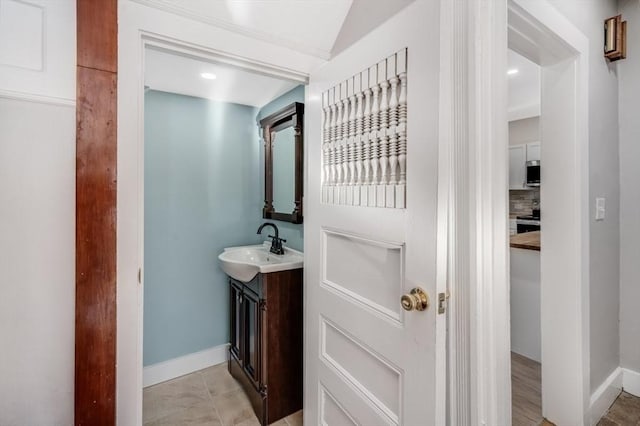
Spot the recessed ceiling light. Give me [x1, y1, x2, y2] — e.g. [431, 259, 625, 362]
[507, 68, 519, 75]
[200, 72, 217, 80]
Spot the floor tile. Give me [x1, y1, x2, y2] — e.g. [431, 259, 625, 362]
[145, 368, 303, 426]
[143, 373, 211, 423]
[284, 410, 302, 426]
[201, 363, 241, 397]
[146, 400, 222, 426]
[211, 388, 257, 426]
[233, 418, 261, 426]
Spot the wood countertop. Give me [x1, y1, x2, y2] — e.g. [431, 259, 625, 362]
[510, 231, 540, 251]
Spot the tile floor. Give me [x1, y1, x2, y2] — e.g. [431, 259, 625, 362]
[146, 359, 640, 426]
[143, 363, 302, 426]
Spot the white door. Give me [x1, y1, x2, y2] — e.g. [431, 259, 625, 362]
[304, 2, 445, 425]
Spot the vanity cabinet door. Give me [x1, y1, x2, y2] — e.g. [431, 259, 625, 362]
[229, 281, 243, 362]
[243, 289, 262, 388]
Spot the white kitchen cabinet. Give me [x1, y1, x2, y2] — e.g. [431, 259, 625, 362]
[510, 247, 541, 362]
[509, 145, 527, 190]
[526, 142, 541, 161]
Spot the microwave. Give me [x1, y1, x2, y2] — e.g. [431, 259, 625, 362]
[526, 160, 540, 187]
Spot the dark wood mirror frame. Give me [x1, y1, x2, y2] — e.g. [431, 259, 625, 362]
[260, 102, 304, 224]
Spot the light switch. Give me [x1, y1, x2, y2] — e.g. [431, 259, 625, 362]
[595, 197, 606, 221]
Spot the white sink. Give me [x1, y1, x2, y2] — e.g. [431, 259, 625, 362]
[218, 242, 304, 283]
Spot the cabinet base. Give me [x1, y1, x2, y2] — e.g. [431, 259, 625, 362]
[229, 352, 267, 425]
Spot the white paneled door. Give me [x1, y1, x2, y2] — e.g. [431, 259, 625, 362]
[304, 1, 445, 425]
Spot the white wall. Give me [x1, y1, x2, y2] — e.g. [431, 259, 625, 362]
[0, 1, 76, 424]
[548, 0, 621, 395]
[330, 0, 415, 56]
[509, 116, 540, 146]
[618, 0, 640, 375]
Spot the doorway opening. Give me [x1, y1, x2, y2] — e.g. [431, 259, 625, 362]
[140, 44, 306, 425]
[506, 1, 590, 424]
[507, 47, 543, 425]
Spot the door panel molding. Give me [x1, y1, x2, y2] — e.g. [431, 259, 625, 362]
[320, 316, 402, 422]
[319, 385, 359, 426]
[321, 228, 405, 324]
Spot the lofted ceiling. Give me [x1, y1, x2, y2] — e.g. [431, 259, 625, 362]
[144, 47, 301, 107]
[131, 0, 417, 59]
[131, 0, 354, 59]
[140, 1, 426, 106]
[508, 49, 541, 121]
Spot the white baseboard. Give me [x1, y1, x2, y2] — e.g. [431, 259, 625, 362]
[143, 343, 229, 387]
[622, 368, 640, 397]
[589, 367, 622, 426]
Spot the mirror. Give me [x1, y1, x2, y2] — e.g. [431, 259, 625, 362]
[260, 102, 304, 224]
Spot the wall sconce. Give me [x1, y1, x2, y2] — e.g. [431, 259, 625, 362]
[604, 15, 626, 62]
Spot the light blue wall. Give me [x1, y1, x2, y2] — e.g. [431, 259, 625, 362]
[257, 85, 305, 251]
[144, 91, 262, 366]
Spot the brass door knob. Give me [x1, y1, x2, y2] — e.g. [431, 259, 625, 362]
[401, 287, 429, 311]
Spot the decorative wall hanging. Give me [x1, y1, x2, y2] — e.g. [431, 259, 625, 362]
[604, 15, 627, 62]
[321, 48, 408, 209]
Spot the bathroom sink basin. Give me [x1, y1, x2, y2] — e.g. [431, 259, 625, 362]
[218, 242, 304, 283]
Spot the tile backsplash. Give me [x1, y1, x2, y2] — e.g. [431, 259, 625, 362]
[509, 188, 540, 215]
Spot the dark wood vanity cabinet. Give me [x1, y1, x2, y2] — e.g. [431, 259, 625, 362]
[228, 268, 303, 425]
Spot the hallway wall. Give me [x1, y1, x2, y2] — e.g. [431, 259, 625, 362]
[0, 1, 76, 424]
[618, 0, 640, 375]
[548, 0, 621, 394]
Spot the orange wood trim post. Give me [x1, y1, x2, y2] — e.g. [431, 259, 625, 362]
[75, 1, 118, 424]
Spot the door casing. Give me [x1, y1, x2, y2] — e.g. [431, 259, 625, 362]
[457, 0, 591, 424]
[117, 2, 317, 423]
[509, 1, 591, 424]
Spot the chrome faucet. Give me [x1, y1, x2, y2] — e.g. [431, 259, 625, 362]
[257, 222, 286, 255]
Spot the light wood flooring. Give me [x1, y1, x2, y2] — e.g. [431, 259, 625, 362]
[511, 352, 544, 426]
[512, 351, 640, 426]
[598, 391, 640, 425]
[143, 363, 302, 426]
